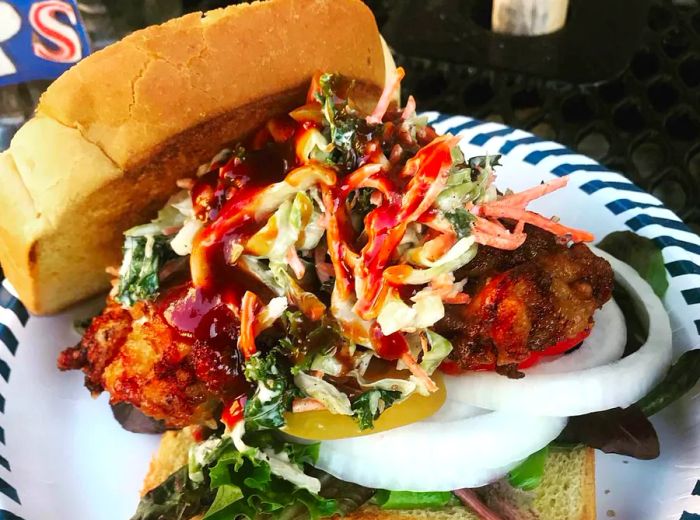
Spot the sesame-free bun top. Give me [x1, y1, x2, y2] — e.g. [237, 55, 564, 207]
[0, 0, 387, 314]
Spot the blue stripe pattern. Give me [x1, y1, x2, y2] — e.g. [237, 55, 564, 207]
[0, 327, 16, 357]
[499, 135, 541, 154]
[523, 146, 572, 164]
[653, 236, 700, 256]
[0, 273, 25, 515]
[667, 261, 700, 277]
[469, 127, 514, 146]
[0, 289, 27, 327]
[444, 119, 482, 134]
[606, 199, 662, 215]
[580, 179, 646, 195]
[550, 162, 611, 177]
[0, 361, 9, 384]
[426, 112, 454, 126]
[681, 288, 700, 305]
[627, 214, 693, 233]
[0, 477, 19, 505]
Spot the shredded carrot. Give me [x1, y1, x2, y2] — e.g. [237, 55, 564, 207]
[400, 351, 438, 393]
[306, 72, 323, 104]
[480, 205, 594, 242]
[420, 333, 429, 356]
[238, 291, 261, 359]
[341, 163, 384, 193]
[367, 67, 405, 125]
[490, 176, 568, 209]
[292, 398, 327, 413]
[285, 246, 306, 279]
[321, 186, 353, 299]
[442, 293, 471, 304]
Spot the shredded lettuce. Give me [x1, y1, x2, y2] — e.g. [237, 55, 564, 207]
[115, 191, 192, 306]
[436, 152, 500, 214]
[294, 371, 353, 415]
[386, 237, 477, 286]
[377, 291, 445, 335]
[410, 331, 453, 396]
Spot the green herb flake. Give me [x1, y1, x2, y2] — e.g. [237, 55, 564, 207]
[444, 208, 476, 239]
[116, 234, 176, 306]
[351, 389, 402, 430]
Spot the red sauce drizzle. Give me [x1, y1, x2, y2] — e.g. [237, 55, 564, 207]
[370, 322, 409, 360]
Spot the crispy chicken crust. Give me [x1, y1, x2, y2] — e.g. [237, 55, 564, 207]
[58, 298, 240, 428]
[437, 226, 613, 377]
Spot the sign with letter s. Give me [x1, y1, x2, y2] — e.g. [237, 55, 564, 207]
[0, 0, 90, 86]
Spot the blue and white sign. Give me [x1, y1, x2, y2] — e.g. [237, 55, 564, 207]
[0, 0, 90, 87]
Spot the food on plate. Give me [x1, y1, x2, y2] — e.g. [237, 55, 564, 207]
[0, 0, 385, 315]
[0, 1, 694, 519]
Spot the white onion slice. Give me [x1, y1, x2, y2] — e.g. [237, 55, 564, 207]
[521, 299, 626, 375]
[315, 406, 566, 491]
[445, 248, 672, 416]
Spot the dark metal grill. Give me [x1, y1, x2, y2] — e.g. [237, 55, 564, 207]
[367, 0, 700, 233]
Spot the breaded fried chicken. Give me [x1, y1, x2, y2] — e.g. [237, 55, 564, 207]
[436, 226, 613, 377]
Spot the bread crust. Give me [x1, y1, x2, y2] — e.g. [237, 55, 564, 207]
[0, 0, 385, 314]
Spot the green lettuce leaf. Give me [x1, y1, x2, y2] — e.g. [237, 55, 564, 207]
[133, 434, 362, 520]
[131, 465, 213, 520]
[636, 349, 700, 416]
[507, 446, 548, 491]
[374, 490, 454, 510]
[598, 231, 669, 298]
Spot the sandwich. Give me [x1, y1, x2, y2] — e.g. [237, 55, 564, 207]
[0, 1, 696, 519]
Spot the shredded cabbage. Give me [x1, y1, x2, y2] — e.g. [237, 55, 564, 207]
[385, 237, 477, 286]
[294, 372, 353, 416]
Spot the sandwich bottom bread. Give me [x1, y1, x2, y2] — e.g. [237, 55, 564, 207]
[143, 429, 595, 520]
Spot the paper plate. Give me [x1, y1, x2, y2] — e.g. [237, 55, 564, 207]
[0, 114, 698, 519]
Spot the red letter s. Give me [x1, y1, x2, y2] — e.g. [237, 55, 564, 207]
[29, 0, 82, 63]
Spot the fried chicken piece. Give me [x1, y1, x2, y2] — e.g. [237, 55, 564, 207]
[58, 286, 249, 428]
[436, 230, 613, 377]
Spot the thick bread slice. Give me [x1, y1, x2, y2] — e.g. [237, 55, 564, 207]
[0, 0, 385, 314]
[142, 430, 595, 520]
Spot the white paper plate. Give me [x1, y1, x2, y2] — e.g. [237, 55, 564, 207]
[0, 114, 698, 519]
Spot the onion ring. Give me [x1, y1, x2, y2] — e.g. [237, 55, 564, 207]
[315, 408, 566, 491]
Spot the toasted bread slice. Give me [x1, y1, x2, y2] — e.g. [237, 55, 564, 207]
[142, 430, 595, 520]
